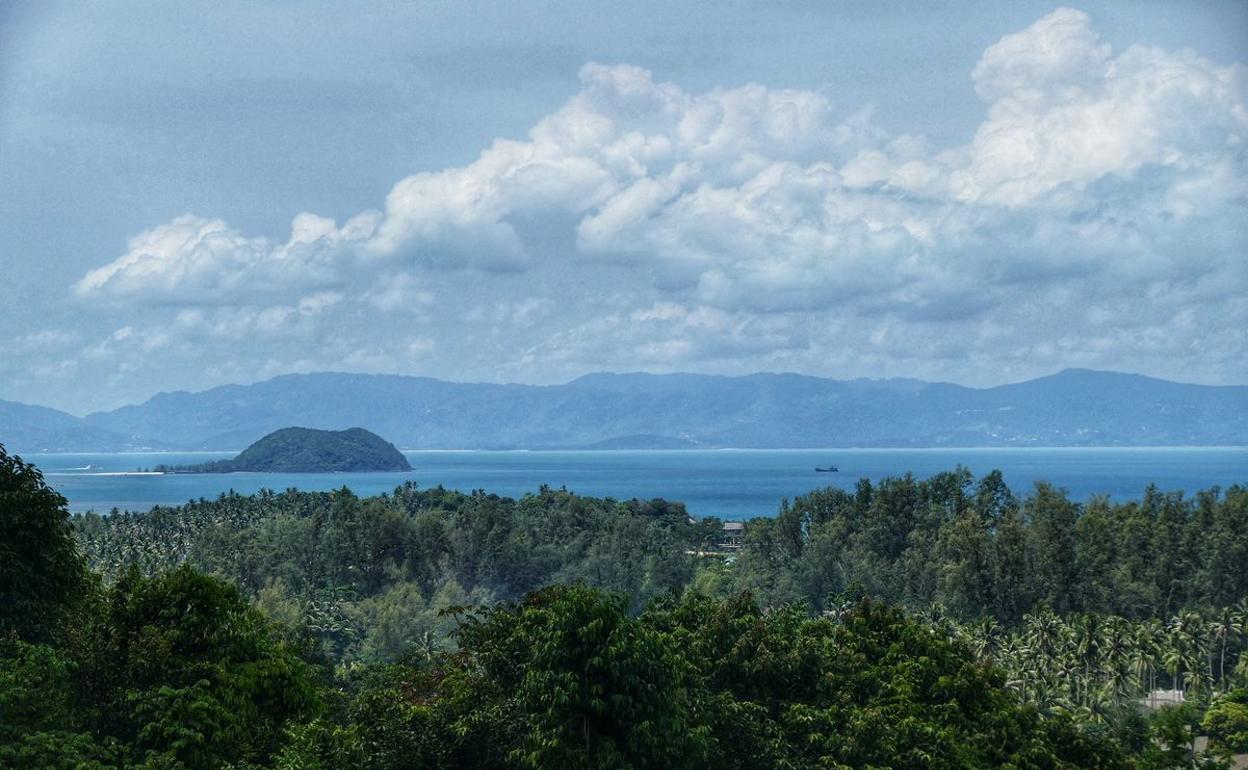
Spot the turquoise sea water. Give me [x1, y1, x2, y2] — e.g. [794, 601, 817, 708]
[30, 447, 1248, 519]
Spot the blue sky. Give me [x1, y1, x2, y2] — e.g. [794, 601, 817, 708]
[1, 1, 1245, 413]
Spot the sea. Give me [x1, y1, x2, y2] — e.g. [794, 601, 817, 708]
[29, 447, 1248, 520]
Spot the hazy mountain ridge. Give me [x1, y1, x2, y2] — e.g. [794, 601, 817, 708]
[0, 399, 149, 452]
[2, 369, 1245, 451]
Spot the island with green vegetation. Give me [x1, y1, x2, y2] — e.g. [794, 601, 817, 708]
[157, 426, 412, 473]
[5, 441, 1248, 768]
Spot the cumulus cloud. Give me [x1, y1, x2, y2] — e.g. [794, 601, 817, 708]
[953, 10, 1247, 206]
[971, 7, 1112, 103]
[60, 7, 1247, 400]
[75, 211, 378, 303]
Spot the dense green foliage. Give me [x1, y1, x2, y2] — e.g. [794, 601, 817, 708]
[76, 484, 707, 661]
[1203, 690, 1248, 753]
[889, 604, 1248, 734]
[7, 442, 1248, 767]
[291, 585, 1132, 770]
[0, 569, 324, 769]
[2, 443, 323, 769]
[76, 468, 1248, 668]
[160, 427, 412, 473]
[0, 447, 92, 642]
[723, 469, 1248, 622]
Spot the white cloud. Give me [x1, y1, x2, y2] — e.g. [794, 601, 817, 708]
[58, 7, 1247, 401]
[953, 18, 1248, 206]
[971, 7, 1111, 104]
[75, 212, 376, 303]
[8, 329, 80, 354]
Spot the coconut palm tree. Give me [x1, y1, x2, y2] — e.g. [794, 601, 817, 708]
[1165, 611, 1209, 694]
[1025, 608, 1065, 662]
[965, 616, 1001, 663]
[1071, 614, 1103, 703]
[916, 601, 959, 640]
[1231, 597, 1248, 684]
[1099, 615, 1135, 699]
[998, 637, 1033, 700]
[1209, 606, 1240, 686]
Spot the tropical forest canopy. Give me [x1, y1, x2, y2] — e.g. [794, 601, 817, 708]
[4, 442, 1248, 768]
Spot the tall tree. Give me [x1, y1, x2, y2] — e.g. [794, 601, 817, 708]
[445, 584, 707, 770]
[1027, 483, 1080, 615]
[936, 507, 993, 618]
[0, 444, 91, 643]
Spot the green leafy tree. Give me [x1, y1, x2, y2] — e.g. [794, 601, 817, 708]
[1027, 482, 1080, 614]
[0, 639, 113, 769]
[0, 443, 92, 642]
[85, 566, 324, 769]
[936, 506, 993, 618]
[1140, 704, 1227, 770]
[1202, 689, 1248, 753]
[445, 584, 708, 769]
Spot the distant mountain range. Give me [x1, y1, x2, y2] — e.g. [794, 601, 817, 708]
[2, 369, 1246, 452]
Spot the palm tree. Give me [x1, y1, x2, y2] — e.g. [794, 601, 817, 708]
[1209, 606, 1240, 686]
[1074, 688, 1116, 726]
[999, 638, 1032, 700]
[916, 601, 957, 640]
[1025, 608, 1065, 662]
[1165, 611, 1208, 694]
[1232, 598, 1248, 685]
[1071, 614, 1103, 703]
[965, 617, 1001, 664]
[1134, 619, 1166, 705]
[1099, 616, 1134, 699]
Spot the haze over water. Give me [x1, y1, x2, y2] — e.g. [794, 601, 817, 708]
[36, 447, 1248, 520]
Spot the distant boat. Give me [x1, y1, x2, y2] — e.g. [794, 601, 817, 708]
[815, 465, 839, 472]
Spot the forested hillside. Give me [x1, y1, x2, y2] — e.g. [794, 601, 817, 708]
[161, 427, 413, 473]
[7, 443, 1248, 767]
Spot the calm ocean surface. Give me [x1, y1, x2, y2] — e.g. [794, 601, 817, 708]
[30, 448, 1248, 519]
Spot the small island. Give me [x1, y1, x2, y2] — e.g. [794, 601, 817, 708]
[158, 427, 413, 473]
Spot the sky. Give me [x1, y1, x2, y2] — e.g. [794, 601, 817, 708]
[1, 1, 1246, 414]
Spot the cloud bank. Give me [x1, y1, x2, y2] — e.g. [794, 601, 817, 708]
[54, 8, 1248, 403]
